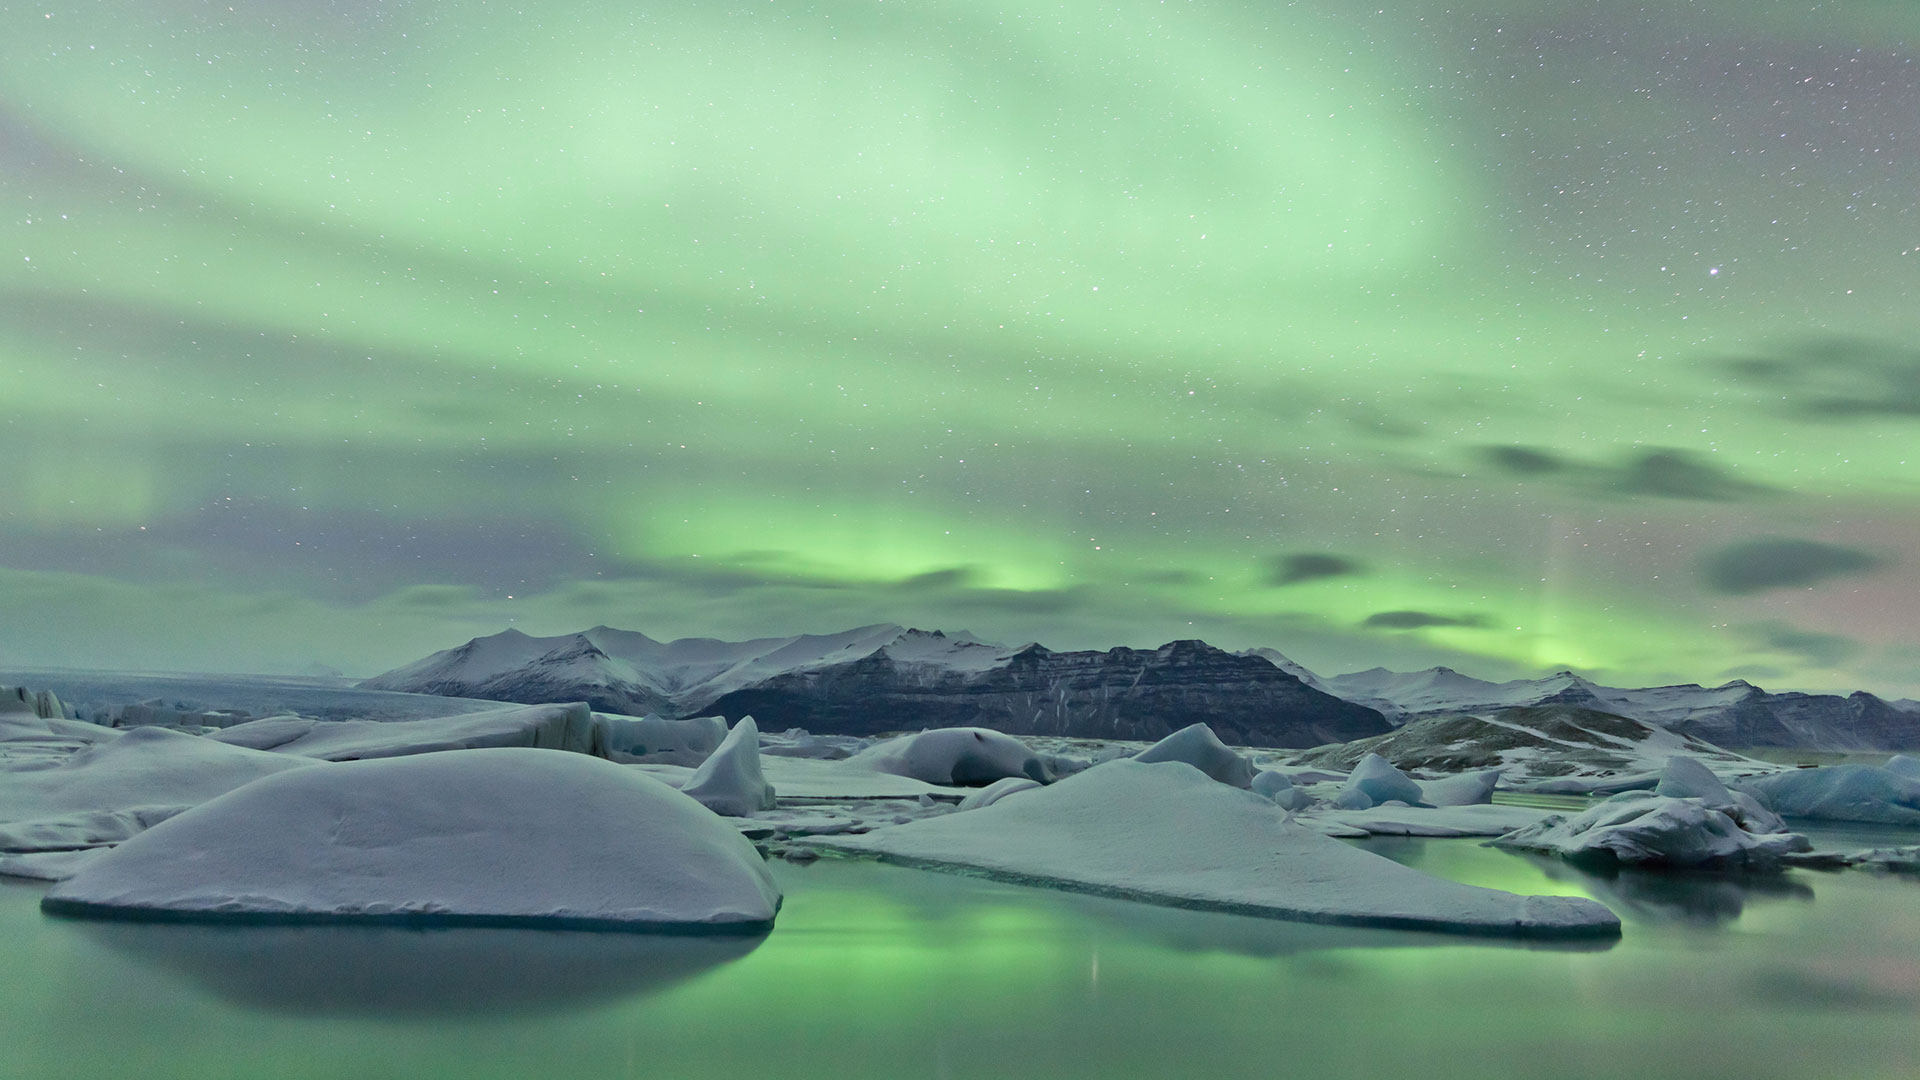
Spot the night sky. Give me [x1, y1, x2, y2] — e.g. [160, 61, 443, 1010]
[3, 1, 1917, 694]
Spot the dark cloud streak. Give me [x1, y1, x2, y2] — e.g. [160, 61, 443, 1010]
[1268, 553, 1364, 586]
[1361, 610, 1488, 630]
[1699, 538, 1885, 594]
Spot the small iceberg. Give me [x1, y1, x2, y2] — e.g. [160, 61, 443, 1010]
[680, 716, 777, 816]
[1329, 753, 1427, 810]
[848, 728, 1051, 786]
[1420, 768, 1504, 807]
[1133, 723, 1255, 787]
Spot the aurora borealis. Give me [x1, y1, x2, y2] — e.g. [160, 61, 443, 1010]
[2, 0, 1917, 694]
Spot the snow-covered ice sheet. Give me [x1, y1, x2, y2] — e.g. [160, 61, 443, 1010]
[43, 747, 781, 932]
[808, 760, 1619, 938]
[0, 726, 315, 822]
[206, 703, 597, 759]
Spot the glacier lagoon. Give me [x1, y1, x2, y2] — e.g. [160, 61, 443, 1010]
[6, 833, 1918, 1080]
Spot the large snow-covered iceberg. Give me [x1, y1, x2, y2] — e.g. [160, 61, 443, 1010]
[43, 748, 781, 932]
[810, 760, 1619, 938]
[1737, 764, 1920, 826]
[847, 728, 1051, 786]
[1132, 723, 1254, 788]
[679, 717, 777, 816]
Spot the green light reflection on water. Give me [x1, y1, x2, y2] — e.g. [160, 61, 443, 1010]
[5, 844, 1920, 1080]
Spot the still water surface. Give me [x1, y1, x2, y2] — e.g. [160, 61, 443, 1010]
[4, 834, 1917, 1080]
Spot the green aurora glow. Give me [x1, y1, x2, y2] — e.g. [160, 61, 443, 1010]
[2, 0, 1917, 693]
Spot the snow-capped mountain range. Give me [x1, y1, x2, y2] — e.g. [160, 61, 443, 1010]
[363, 624, 1920, 750]
[1314, 665, 1920, 750]
[362, 624, 1390, 747]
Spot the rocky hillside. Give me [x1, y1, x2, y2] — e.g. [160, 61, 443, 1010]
[702, 638, 1391, 747]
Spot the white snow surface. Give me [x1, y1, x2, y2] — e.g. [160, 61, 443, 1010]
[1738, 765, 1920, 826]
[847, 728, 1050, 786]
[43, 748, 782, 931]
[205, 703, 598, 760]
[1132, 723, 1255, 788]
[809, 759, 1619, 938]
[680, 717, 777, 816]
[1491, 791, 1809, 869]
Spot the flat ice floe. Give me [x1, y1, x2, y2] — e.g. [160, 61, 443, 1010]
[1305, 804, 1554, 838]
[206, 703, 598, 759]
[808, 760, 1619, 938]
[635, 754, 972, 800]
[43, 748, 781, 932]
